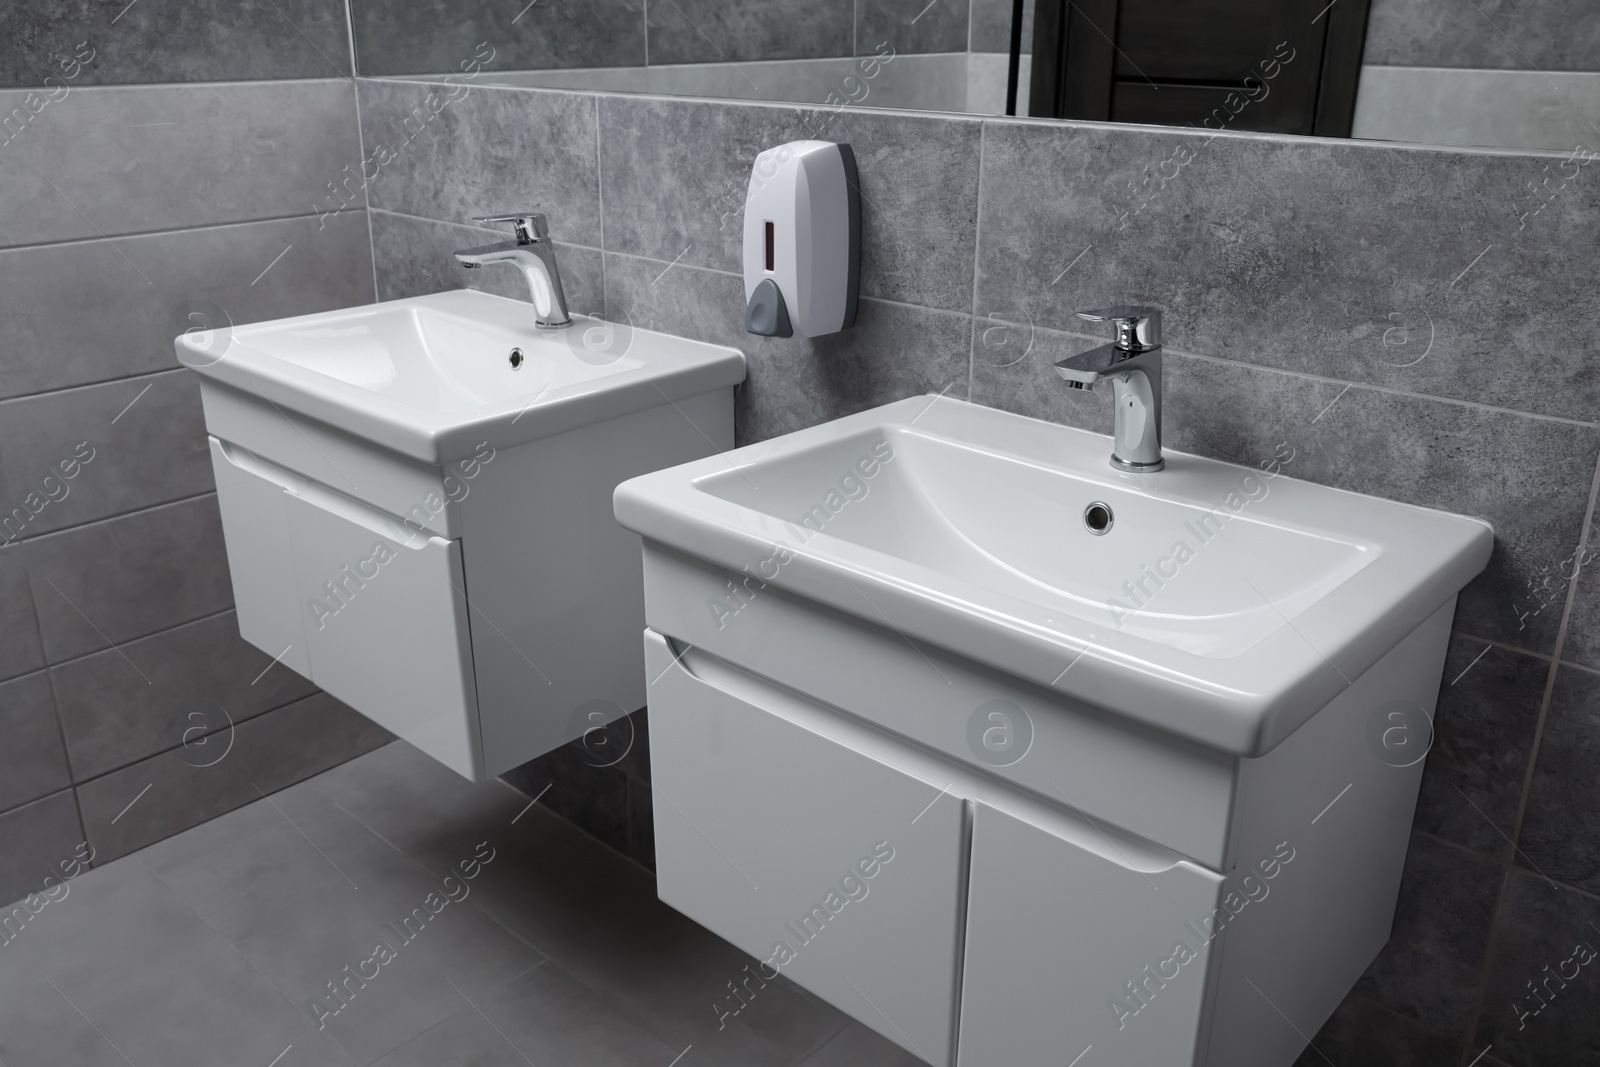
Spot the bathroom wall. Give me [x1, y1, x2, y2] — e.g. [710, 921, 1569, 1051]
[351, 0, 1021, 75]
[1354, 0, 1600, 149]
[0, 2, 391, 907]
[359, 76, 1600, 1066]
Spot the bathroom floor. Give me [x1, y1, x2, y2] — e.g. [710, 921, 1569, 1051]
[0, 741, 919, 1067]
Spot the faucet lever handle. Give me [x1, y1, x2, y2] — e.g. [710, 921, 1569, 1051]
[1076, 306, 1161, 352]
[472, 213, 549, 243]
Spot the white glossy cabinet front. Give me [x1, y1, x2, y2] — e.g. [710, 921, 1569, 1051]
[958, 803, 1225, 1066]
[210, 438, 484, 777]
[646, 631, 966, 1067]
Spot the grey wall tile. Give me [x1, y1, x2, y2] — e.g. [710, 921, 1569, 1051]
[1519, 665, 1600, 893]
[52, 611, 317, 782]
[358, 79, 602, 246]
[1354, 833, 1501, 1039]
[859, 0, 970, 54]
[970, 0, 1032, 54]
[0, 790, 83, 909]
[974, 120, 1600, 422]
[647, 0, 853, 64]
[604, 253, 972, 443]
[77, 691, 392, 863]
[25, 495, 234, 664]
[369, 208, 604, 315]
[1414, 638, 1547, 856]
[0, 544, 45, 681]
[971, 337, 1600, 653]
[1293, 993, 1462, 1067]
[0, 370, 209, 538]
[1557, 549, 1600, 671]
[0, 211, 376, 401]
[600, 94, 982, 310]
[1364, 0, 1600, 71]
[0, 0, 352, 87]
[352, 0, 644, 76]
[0, 80, 361, 247]
[1475, 868, 1600, 1065]
[0, 672, 71, 812]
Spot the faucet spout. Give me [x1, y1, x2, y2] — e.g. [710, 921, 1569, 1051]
[1054, 307, 1164, 472]
[453, 213, 572, 329]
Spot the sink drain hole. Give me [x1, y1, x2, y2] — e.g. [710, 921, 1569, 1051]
[509, 347, 524, 369]
[1084, 502, 1114, 535]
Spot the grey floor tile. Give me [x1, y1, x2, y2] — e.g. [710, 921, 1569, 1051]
[1354, 833, 1501, 1040]
[1474, 868, 1600, 1066]
[0, 789, 83, 910]
[76, 691, 392, 863]
[0, 671, 71, 812]
[23, 495, 235, 664]
[358, 80, 602, 247]
[0, 543, 45, 681]
[1519, 665, 1600, 893]
[455, 805, 851, 1066]
[0, 371, 210, 537]
[368, 1000, 530, 1066]
[368, 209, 603, 317]
[0, 858, 352, 1067]
[352, 0, 643, 76]
[477, 959, 680, 1064]
[0, 81, 361, 247]
[152, 783, 543, 1065]
[51, 610, 317, 781]
[1292, 993, 1462, 1067]
[798, 1020, 925, 1065]
[1414, 636, 1548, 857]
[0, 0, 352, 85]
[1557, 553, 1600, 671]
[0, 211, 375, 401]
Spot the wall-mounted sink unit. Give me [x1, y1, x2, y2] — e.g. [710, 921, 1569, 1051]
[178, 288, 744, 780]
[614, 395, 1493, 1067]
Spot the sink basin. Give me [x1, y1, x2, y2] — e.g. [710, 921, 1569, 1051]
[179, 288, 742, 463]
[615, 395, 1492, 755]
[180, 288, 744, 781]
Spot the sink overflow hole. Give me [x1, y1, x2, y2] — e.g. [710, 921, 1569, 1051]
[509, 347, 524, 369]
[1084, 502, 1114, 535]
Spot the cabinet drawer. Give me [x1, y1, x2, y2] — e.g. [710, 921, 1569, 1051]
[645, 630, 965, 1067]
[209, 437, 483, 778]
[958, 803, 1226, 1066]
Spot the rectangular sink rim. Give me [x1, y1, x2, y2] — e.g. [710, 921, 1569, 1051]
[177, 289, 746, 464]
[614, 395, 1494, 756]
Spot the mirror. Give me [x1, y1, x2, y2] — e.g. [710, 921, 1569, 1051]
[352, 0, 1599, 153]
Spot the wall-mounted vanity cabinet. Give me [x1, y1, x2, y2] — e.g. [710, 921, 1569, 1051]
[614, 397, 1493, 1067]
[181, 290, 745, 780]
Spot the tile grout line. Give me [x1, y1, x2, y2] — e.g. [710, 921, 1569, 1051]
[7, 489, 218, 549]
[0, 208, 365, 255]
[341, 0, 379, 303]
[25, 563, 92, 859]
[965, 121, 988, 403]
[1457, 445, 1600, 1062]
[595, 95, 607, 318]
[0, 364, 191, 407]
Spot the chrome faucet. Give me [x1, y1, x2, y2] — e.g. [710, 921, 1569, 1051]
[1054, 307, 1164, 473]
[454, 213, 572, 329]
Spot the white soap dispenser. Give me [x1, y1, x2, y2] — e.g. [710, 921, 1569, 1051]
[742, 141, 861, 339]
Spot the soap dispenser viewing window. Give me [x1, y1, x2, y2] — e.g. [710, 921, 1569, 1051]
[743, 141, 861, 339]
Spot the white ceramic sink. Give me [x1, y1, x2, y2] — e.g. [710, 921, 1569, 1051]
[178, 288, 742, 463]
[615, 395, 1493, 756]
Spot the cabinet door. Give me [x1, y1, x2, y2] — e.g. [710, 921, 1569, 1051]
[282, 475, 483, 779]
[209, 437, 484, 779]
[646, 631, 965, 1067]
[209, 438, 311, 677]
[959, 803, 1226, 1067]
